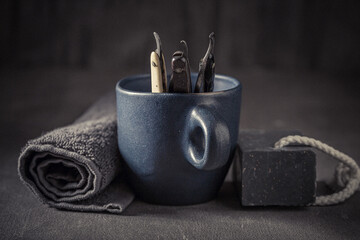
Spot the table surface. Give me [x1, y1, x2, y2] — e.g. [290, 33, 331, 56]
[1, 68, 359, 239]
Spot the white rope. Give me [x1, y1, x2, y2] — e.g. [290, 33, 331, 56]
[274, 135, 360, 206]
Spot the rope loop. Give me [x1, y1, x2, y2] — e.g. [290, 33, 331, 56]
[274, 135, 360, 206]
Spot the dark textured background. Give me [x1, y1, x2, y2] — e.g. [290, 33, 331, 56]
[1, 0, 360, 239]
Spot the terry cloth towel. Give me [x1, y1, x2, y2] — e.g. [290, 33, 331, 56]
[18, 92, 134, 214]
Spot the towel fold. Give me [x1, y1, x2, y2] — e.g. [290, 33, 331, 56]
[18, 92, 134, 213]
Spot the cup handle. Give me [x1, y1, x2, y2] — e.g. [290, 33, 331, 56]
[183, 106, 231, 171]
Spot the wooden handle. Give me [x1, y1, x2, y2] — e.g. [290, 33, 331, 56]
[150, 51, 163, 93]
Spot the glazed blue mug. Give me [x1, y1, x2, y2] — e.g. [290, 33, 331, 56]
[116, 73, 242, 205]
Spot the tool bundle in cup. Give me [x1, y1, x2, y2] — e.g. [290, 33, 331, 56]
[150, 32, 216, 94]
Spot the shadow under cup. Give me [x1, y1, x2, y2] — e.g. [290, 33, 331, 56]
[116, 74, 242, 205]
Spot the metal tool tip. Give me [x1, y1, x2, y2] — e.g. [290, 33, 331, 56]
[209, 32, 215, 39]
[209, 32, 215, 46]
[180, 40, 188, 57]
[153, 32, 162, 53]
[206, 33, 215, 56]
[153, 32, 161, 42]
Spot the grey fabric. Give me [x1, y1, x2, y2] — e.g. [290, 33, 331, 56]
[18, 92, 134, 213]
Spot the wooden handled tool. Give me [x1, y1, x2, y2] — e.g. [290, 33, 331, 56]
[150, 32, 167, 93]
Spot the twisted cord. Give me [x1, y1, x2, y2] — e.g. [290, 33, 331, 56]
[274, 135, 360, 206]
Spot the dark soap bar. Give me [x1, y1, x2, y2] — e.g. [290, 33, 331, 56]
[233, 130, 316, 206]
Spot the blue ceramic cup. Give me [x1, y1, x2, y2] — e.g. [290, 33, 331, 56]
[116, 73, 242, 205]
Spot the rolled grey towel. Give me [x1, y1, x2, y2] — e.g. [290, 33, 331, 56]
[18, 92, 134, 213]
